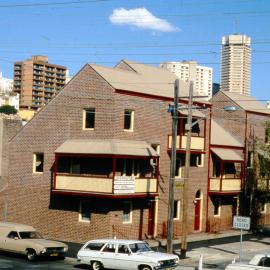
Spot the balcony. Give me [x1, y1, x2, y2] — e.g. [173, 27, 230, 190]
[168, 135, 204, 151]
[52, 139, 159, 198]
[54, 174, 157, 197]
[209, 177, 241, 193]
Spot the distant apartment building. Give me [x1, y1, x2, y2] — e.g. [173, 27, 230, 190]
[0, 72, 13, 94]
[0, 93, 19, 111]
[160, 61, 213, 100]
[13, 56, 67, 110]
[220, 34, 251, 96]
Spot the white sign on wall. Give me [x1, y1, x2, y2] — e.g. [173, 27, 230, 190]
[114, 176, 135, 194]
[233, 216, 251, 230]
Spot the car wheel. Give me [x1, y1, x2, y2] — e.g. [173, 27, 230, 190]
[26, 249, 37, 261]
[91, 261, 103, 270]
[140, 265, 151, 270]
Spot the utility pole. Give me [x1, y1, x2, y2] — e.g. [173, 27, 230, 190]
[167, 79, 179, 253]
[181, 81, 194, 258]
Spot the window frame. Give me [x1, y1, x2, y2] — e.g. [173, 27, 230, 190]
[173, 200, 180, 220]
[33, 152, 44, 174]
[124, 109, 134, 132]
[122, 201, 133, 224]
[213, 199, 221, 217]
[83, 108, 95, 130]
[79, 201, 91, 223]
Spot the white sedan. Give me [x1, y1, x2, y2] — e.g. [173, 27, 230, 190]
[77, 239, 179, 270]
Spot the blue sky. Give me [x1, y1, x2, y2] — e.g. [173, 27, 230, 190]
[0, 0, 269, 101]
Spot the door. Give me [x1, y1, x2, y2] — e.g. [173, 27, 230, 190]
[194, 199, 201, 231]
[100, 243, 117, 269]
[147, 200, 156, 237]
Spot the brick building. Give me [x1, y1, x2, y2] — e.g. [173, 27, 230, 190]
[211, 91, 270, 228]
[0, 114, 22, 219]
[4, 61, 251, 243]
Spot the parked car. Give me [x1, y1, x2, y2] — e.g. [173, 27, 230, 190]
[77, 239, 179, 270]
[0, 222, 68, 261]
[225, 254, 270, 270]
[253, 225, 270, 235]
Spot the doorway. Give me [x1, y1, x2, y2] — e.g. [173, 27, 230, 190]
[147, 200, 156, 237]
[194, 190, 202, 231]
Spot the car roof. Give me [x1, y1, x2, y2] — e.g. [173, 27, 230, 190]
[87, 239, 146, 245]
[0, 222, 35, 232]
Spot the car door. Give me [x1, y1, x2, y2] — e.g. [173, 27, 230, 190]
[99, 243, 117, 269]
[114, 244, 135, 270]
[4, 231, 24, 253]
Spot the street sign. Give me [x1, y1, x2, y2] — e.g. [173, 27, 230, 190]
[233, 216, 251, 230]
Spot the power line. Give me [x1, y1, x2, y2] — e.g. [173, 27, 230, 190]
[0, 0, 116, 8]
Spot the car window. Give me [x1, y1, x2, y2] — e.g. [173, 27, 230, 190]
[102, 243, 116, 253]
[19, 231, 43, 239]
[129, 243, 152, 253]
[118, 244, 129, 254]
[85, 243, 105, 251]
[7, 231, 19, 239]
[258, 257, 270, 267]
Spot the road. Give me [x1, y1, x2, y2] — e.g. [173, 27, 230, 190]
[0, 234, 269, 269]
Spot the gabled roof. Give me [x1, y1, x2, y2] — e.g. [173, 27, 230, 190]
[211, 119, 243, 147]
[88, 60, 190, 99]
[220, 91, 270, 115]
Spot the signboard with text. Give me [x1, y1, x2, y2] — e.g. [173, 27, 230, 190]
[114, 176, 135, 194]
[233, 216, 250, 230]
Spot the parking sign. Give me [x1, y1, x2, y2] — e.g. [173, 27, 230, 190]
[233, 216, 251, 230]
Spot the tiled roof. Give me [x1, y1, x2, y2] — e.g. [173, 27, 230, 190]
[88, 60, 190, 99]
[221, 91, 270, 115]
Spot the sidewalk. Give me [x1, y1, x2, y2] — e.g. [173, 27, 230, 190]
[65, 229, 249, 258]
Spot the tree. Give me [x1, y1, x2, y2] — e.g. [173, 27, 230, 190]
[250, 121, 270, 228]
[0, 105, 17, 115]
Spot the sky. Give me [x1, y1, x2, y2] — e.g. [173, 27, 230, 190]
[0, 0, 269, 101]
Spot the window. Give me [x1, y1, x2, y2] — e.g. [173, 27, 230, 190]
[247, 151, 254, 168]
[7, 231, 19, 239]
[190, 154, 204, 167]
[79, 201, 91, 222]
[259, 257, 270, 267]
[124, 109, 134, 131]
[83, 108, 95, 129]
[123, 202, 132, 224]
[213, 199, 221, 216]
[85, 242, 105, 251]
[173, 200, 180, 220]
[118, 244, 130, 254]
[116, 159, 152, 177]
[259, 199, 266, 213]
[33, 153, 44, 173]
[103, 243, 116, 253]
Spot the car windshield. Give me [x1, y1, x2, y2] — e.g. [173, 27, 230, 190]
[129, 243, 152, 253]
[19, 231, 43, 239]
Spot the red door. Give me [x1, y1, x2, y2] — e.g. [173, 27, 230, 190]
[194, 199, 201, 231]
[148, 201, 155, 237]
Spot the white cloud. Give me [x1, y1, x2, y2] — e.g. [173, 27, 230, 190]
[109, 8, 180, 33]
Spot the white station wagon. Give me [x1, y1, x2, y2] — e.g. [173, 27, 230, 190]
[77, 239, 179, 270]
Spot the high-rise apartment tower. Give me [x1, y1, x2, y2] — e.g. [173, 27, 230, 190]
[160, 61, 212, 100]
[220, 34, 251, 96]
[13, 55, 67, 110]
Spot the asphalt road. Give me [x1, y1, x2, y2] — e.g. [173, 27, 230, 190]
[0, 233, 269, 270]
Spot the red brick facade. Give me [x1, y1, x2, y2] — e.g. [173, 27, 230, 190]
[4, 63, 214, 243]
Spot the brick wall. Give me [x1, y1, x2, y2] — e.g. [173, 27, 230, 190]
[7, 64, 211, 243]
